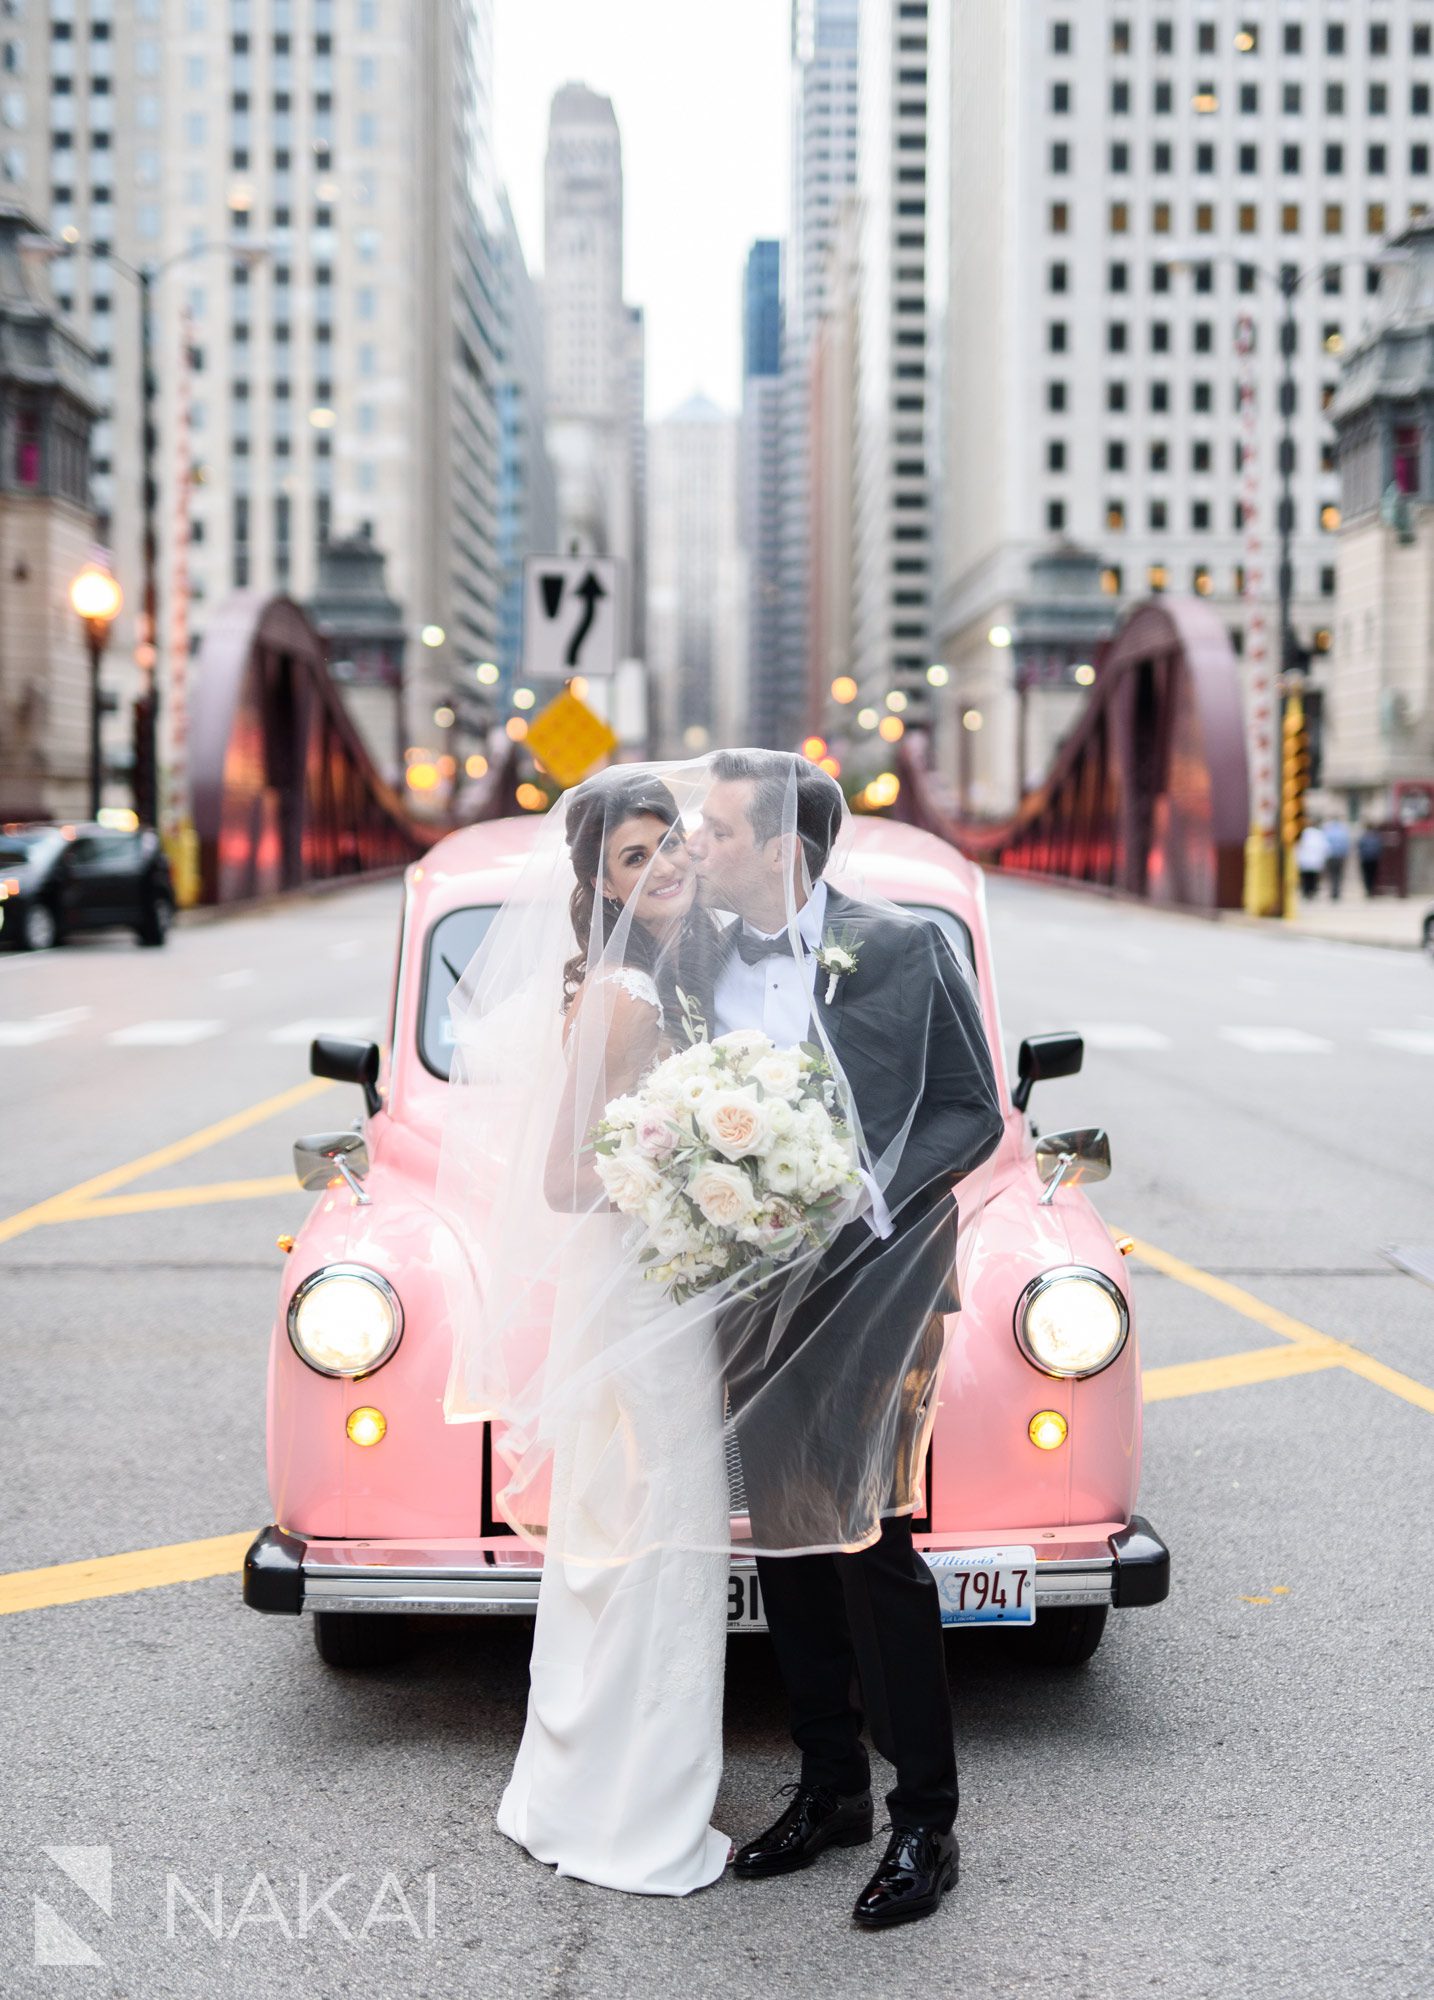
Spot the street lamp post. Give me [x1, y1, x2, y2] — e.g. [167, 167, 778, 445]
[69, 563, 123, 819]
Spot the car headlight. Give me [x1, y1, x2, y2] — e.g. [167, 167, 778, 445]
[1014, 1265, 1129, 1379]
[287, 1264, 403, 1378]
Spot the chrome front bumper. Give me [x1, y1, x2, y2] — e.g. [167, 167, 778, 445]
[244, 1518, 1170, 1621]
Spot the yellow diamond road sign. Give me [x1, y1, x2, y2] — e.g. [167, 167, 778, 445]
[525, 688, 619, 790]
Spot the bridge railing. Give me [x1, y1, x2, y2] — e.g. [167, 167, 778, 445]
[896, 595, 1250, 911]
[188, 593, 516, 904]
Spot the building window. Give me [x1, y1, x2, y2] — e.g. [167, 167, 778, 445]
[1368, 202, 1387, 234]
[1150, 381, 1170, 412]
[1147, 560, 1169, 591]
[1154, 18, 1173, 54]
[1048, 320, 1068, 352]
[1149, 440, 1169, 472]
[1327, 82, 1345, 115]
[1416, 144, 1432, 175]
[1193, 262, 1213, 293]
[1193, 321, 1213, 353]
[1106, 440, 1126, 471]
[1109, 201, 1128, 233]
[1327, 23, 1345, 55]
[1368, 144, 1388, 174]
[1047, 380, 1067, 411]
[1238, 204, 1257, 234]
[1152, 201, 1171, 233]
[1153, 140, 1172, 173]
[1369, 83, 1388, 115]
[1284, 23, 1302, 55]
[1192, 439, 1211, 472]
[1050, 140, 1069, 173]
[1046, 498, 1066, 532]
[1110, 140, 1129, 172]
[1051, 20, 1070, 53]
[1195, 202, 1214, 234]
[1111, 79, 1130, 114]
[1320, 565, 1337, 596]
[1196, 142, 1215, 173]
[1107, 321, 1127, 352]
[1150, 321, 1170, 353]
[1416, 23, 1433, 56]
[1197, 22, 1216, 54]
[1193, 380, 1212, 413]
[1151, 261, 1171, 294]
[1281, 204, 1300, 233]
[1154, 80, 1172, 113]
[1325, 203, 1344, 235]
[1284, 84, 1302, 115]
[1193, 565, 1212, 596]
[1282, 144, 1301, 174]
[1107, 501, 1126, 530]
[1239, 143, 1258, 174]
[1049, 201, 1069, 233]
[1111, 18, 1129, 53]
[1415, 83, 1431, 115]
[1108, 260, 1128, 293]
[1370, 22, 1389, 57]
[1052, 81, 1070, 113]
[1107, 381, 1127, 411]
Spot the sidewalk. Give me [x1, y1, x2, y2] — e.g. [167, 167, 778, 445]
[1223, 890, 1430, 951]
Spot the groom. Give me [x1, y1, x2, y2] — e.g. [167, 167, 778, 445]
[687, 748, 1006, 1931]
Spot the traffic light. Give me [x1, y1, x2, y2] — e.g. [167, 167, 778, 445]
[1280, 693, 1310, 850]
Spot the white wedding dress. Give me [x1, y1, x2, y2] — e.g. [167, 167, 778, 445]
[493, 968, 732, 1895]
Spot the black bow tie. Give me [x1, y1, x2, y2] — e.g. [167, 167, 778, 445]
[732, 928, 809, 966]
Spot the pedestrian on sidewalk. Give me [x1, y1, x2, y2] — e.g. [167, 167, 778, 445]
[1358, 822, 1383, 897]
[1321, 814, 1351, 899]
[1295, 822, 1328, 899]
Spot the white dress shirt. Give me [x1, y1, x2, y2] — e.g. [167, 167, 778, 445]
[711, 879, 893, 1240]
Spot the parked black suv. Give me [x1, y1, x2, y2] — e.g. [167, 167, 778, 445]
[0, 822, 176, 951]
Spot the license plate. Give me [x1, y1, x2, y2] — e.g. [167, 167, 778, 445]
[727, 1568, 764, 1630]
[925, 1546, 1037, 1626]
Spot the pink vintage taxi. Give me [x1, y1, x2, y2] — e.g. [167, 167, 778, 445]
[243, 814, 1170, 1669]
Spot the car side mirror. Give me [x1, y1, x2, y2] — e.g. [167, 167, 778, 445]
[1035, 1127, 1111, 1206]
[1013, 1030, 1084, 1112]
[294, 1129, 372, 1204]
[310, 1035, 382, 1117]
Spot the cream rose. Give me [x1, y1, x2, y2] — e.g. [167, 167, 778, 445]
[700, 1090, 768, 1160]
[688, 1161, 758, 1229]
[712, 1027, 772, 1062]
[633, 1107, 680, 1160]
[594, 1149, 664, 1213]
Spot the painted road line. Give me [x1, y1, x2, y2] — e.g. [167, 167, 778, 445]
[1142, 1344, 1343, 1403]
[267, 1017, 378, 1045]
[1078, 1025, 1173, 1052]
[0, 1076, 335, 1245]
[1218, 1027, 1334, 1054]
[0, 1532, 256, 1617]
[1369, 1029, 1434, 1055]
[105, 1019, 225, 1047]
[1124, 1233, 1434, 1419]
[66, 1175, 302, 1219]
[0, 1007, 91, 1047]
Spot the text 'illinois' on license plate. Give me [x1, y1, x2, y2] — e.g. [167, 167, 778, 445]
[925, 1546, 1037, 1626]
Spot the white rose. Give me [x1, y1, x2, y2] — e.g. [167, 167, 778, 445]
[700, 1090, 770, 1160]
[689, 1161, 758, 1229]
[763, 1097, 800, 1142]
[761, 1143, 807, 1197]
[594, 1149, 664, 1214]
[747, 1051, 803, 1099]
[651, 1212, 697, 1258]
[602, 1093, 643, 1129]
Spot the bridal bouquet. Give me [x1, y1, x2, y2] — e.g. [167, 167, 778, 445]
[590, 1027, 861, 1303]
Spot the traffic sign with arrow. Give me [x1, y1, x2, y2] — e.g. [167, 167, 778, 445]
[523, 556, 622, 681]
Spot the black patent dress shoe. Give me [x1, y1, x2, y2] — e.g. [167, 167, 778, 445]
[731, 1782, 874, 1879]
[851, 1824, 959, 1928]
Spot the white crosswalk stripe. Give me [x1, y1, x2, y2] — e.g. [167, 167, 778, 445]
[267, 1017, 379, 1045]
[1369, 1029, 1434, 1055]
[1077, 1024, 1173, 1051]
[105, 1019, 225, 1047]
[1219, 1026, 1334, 1054]
[0, 1007, 92, 1047]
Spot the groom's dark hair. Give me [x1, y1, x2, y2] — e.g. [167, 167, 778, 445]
[710, 749, 844, 881]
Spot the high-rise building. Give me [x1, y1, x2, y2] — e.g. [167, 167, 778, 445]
[494, 188, 556, 708]
[936, 0, 1422, 814]
[851, 0, 935, 722]
[0, 0, 504, 791]
[770, 0, 859, 751]
[740, 238, 782, 748]
[647, 394, 744, 754]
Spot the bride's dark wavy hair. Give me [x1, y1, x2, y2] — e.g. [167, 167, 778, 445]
[561, 771, 721, 1021]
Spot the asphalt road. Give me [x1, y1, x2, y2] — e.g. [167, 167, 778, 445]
[2, 873, 1432, 2000]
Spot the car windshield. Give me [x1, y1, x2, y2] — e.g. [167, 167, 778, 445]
[418, 901, 979, 1081]
[0, 830, 61, 866]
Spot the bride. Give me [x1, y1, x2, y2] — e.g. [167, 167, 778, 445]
[441, 769, 735, 1895]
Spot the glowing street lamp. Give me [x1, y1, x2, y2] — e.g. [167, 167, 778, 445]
[69, 564, 123, 818]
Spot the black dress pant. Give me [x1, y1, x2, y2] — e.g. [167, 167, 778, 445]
[755, 1513, 958, 1831]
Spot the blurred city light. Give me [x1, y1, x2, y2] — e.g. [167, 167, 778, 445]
[987, 624, 1012, 649]
[420, 624, 446, 648]
[877, 715, 905, 742]
[513, 686, 536, 709]
[926, 664, 949, 687]
[516, 782, 548, 811]
[830, 675, 858, 703]
[801, 734, 828, 760]
[433, 705, 455, 727]
[405, 761, 439, 792]
[505, 716, 528, 741]
[69, 565, 123, 624]
[465, 753, 489, 778]
[962, 709, 984, 732]
[856, 707, 878, 729]
[1073, 663, 1096, 686]
[475, 660, 500, 684]
[817, 755, 841, 778]
[885, 690, 907, 712]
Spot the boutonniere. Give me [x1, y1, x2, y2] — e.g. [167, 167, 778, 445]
[813, 925, 861, 1004]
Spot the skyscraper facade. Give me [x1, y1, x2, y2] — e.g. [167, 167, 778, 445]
[740, 238, 782, 749]
[495, 188, 556, 709]
[647, 394, 744, 755]
[768, 0, 859, 751]
[0, 0, 505, 786]
[936, 0, 1422, 813]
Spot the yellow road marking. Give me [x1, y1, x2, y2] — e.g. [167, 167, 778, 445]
[1142, 1343, 1343, 1402]
[1124, 1232, 1434, 1419]
[66, 1175, 302, 1219]
[0, 1079, 333, 1243]
[0, 1531, 256, 1616]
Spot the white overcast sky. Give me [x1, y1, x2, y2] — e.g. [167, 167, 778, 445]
[493, 0, 791, 422]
